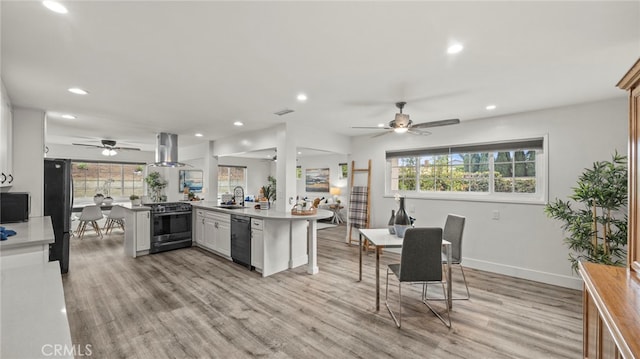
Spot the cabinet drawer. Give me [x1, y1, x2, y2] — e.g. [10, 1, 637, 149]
[196, 209, 205, 217]
[251, 218, 263, 230]
[204, 210, 230, 222]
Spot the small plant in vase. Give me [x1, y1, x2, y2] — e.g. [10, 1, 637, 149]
[93, 193, 104, 205]
[129, 194, 141, 206]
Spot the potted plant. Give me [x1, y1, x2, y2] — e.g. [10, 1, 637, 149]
[129, 194, 141, 206]
[544, 152, 628, 273]
[144, 171, 167, 203]
[93, 193, 104, 205]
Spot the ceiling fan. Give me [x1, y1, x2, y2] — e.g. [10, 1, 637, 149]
[72, 139, 141, 156]
[353, 102, 460, 137]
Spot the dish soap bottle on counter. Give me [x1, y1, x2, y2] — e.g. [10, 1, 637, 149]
[388, 210, 396, 234]
[394, 197, 411, 238]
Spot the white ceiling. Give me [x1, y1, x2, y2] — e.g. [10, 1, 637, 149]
[2, 1, 639, 152]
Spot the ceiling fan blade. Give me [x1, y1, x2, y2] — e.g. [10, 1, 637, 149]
[352, 126, 391, 129]
[72, 143, 102, 148]
[114, 146, 141, 151]
[411, 118, 460, 129]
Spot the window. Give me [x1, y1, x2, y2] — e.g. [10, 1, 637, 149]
[218, 165, 247, 195]
[72, 161, 145, 199]
[386, 138, 546, 202]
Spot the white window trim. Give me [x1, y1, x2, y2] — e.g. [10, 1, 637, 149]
[384, 135, 549, 205]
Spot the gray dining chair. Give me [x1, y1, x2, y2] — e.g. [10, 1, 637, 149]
[385, 227, 451, 328]
[425, 214, 468, 301]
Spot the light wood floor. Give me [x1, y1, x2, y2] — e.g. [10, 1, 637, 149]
[62, 225, 582, 358]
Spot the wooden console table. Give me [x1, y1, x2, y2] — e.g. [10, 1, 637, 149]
[579, 262, 640, 358]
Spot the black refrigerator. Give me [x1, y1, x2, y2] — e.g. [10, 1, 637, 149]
[44, 158, 71, 273]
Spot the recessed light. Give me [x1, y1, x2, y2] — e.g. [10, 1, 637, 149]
[377, 123, 385, 128]
[486, 105, 497, 110]
[43, 1, 68, 14]
[447, 43, 464, 54]
[297, 151, 302, 155]
[195, 133, 203, 137]
[68, 87, 88, 95]
[297, 93, 307, 102]
[233, 121, 244, 126]
[61, 114, 76, 120]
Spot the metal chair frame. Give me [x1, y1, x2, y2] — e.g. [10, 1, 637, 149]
[384, 228, 451, 328]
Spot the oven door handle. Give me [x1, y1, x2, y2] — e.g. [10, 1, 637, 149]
[152, 211, 192, 217]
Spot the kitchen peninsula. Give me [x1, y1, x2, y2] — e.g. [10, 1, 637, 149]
[192, 202, 332, 277]
[121, 201, 332, 277]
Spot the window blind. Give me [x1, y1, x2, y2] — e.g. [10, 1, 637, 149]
[385, 138, 544, 159]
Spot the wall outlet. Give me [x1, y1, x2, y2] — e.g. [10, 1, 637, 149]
[492, 210, 500, 220]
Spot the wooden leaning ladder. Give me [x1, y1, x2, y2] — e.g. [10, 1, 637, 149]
[348, 159, 372, 246]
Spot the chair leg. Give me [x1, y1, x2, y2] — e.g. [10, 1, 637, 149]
[91, 221, 103, 239]
[424, 264, 470, 301]
[459, 265, 471, 300]
[385, 268, 402, 328]
[422, 281, 451, 328]
[75, 221, 83, 239]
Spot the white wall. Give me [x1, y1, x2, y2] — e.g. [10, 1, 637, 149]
[296, 154, 349, 201]
[218, 156, 272, 199]
[349, 98, 628, 289]
[12, 107, 46, 217]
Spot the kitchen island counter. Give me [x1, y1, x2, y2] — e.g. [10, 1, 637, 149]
[191, 201, 332, 275]
[190, 201, 332, 220]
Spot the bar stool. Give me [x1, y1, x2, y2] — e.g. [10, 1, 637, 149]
[103, 205, 126, 235]
[75, 205, 103, 239]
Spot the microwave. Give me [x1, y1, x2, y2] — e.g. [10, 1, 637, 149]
[0, 192, 30, 223]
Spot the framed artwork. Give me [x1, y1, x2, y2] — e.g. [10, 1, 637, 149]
[296, 165, 302, 179]
[305, 168, 330, 192]
[179, 170, 203, 193]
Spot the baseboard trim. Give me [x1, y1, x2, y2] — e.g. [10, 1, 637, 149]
[463, 257, 583, 290]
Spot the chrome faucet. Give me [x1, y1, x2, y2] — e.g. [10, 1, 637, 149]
[233, 186, 244, 206]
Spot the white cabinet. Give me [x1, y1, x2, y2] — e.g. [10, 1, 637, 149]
[251, 219, 264, 272]
[194, 209, 205, 245]
[215, 217, 230, 257]
[0, 81, 13, 188]
[196, 209, 231, 259]
[135, 211, 150, 252]
[124, 209, 150, 257]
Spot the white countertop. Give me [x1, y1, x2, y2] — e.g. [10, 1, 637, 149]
[0, 216, 55, 250]
[117, 203, 152, 212]
[1, 261, 73, 359]
[191, 201, 333, 220]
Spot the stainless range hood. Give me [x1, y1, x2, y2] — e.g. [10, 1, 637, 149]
[151, 132, 186, 167]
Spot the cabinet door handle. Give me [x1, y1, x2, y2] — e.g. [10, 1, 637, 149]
[214, 222, 219, 229]
[1, 173, 5, 184]
[8, 174, 13, 183]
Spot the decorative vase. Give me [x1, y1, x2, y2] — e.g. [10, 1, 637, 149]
[388, 210, 396, 234]
[394, 197, 411, 238]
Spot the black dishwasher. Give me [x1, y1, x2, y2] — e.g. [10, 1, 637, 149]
[231, 215, 252, 270]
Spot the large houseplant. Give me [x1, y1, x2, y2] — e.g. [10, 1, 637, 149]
[145, 171, 168, 202]
[544, 152, 628, 273]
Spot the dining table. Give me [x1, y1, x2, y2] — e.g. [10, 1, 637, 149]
[358, 228, 452, 311]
